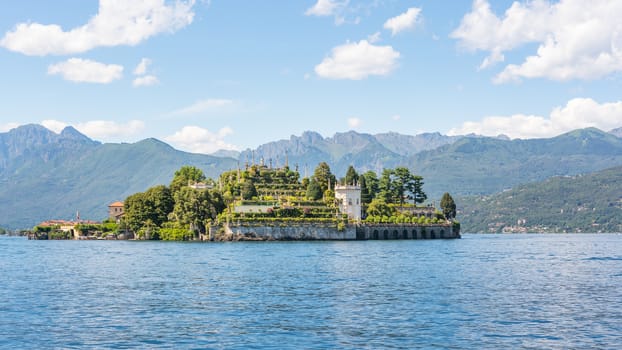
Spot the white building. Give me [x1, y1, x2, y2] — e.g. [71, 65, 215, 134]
[334, 184, 361, 221]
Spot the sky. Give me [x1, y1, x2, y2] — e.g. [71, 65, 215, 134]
[1, 0, 622, 154]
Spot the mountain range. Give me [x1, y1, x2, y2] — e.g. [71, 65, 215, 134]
[458, 165, 622, 233]
[1, 124, 622, 230]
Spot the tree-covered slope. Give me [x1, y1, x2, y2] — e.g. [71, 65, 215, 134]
[411, 128, 622, 197]
[0, 125, 237, 229]
[458, 166, 622, 233]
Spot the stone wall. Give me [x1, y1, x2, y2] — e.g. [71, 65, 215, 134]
[356, 223, 459, 240]
[224, 223, 356, 240]
[222, 222, 460, 241]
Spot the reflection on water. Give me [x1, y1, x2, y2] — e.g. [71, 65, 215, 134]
[1, 234, 621, 349]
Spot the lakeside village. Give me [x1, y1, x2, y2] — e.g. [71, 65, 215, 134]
[28, 161, 460, 241]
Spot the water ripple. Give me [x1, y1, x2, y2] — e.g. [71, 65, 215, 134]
[0, 234, 621, 349]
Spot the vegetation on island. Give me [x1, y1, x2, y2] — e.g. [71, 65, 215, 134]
[95, 163, 457, 240]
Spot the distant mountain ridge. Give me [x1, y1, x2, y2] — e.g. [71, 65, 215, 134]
[3, 124, 622, 230]
[458, 165, 622, 233]
[409, 127, 622, 196]
[237, 130, 460, 176]
[610, 127, 622, 138]
[0, 125, 236, 229]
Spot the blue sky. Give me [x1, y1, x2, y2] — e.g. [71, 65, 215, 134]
[1, 0, 622, 153]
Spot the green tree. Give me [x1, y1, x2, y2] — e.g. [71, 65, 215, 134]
[411, 175, 427, 204]
[440, 192, 457, 220]
[313, 162, 336, 193]
[378, 168, 397, 203]
[144, 185, 174, 226]
[360, 175, 373, 205]
[378, 167, 427, 205]
[306, 179, 322, 200]
[173, 188, 224, 236]
[366, 198, 395, 218]
[241, 180, 258, 200]
[362, 171, 379, 200]
[344, 165, 359, 185]
[123, 185, 173, 234]
[170, 165, 206, 194]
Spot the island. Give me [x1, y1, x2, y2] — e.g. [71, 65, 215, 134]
[28, 162, 460, 241]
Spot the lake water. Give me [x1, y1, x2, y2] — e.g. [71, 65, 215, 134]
[1, 234, 621, 349]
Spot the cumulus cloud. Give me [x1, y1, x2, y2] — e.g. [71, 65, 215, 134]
[305, 0, 370, 25]
[305, 0, 343, 16]
[383, 7, 421, 36]
[133, 58, 152, 75]
[0, 122, 20, 132]
[0, 0, 196, 56]
[347, 117, 361, 128]
[172, 99, 234, 115]
[448, 98, 622, 139]
[315, 39, 400, 80]
[47, 58, 123, 83]
[133, 75, 159, 87]
[42, 119, 145, 140]
[451, 0, 622, 82]
[165, 125, 238, 154]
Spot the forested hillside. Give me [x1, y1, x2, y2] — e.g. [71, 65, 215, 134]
[459, 166, 622, 233]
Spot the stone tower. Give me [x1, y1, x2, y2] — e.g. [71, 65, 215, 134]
[334, 184, 361, 221]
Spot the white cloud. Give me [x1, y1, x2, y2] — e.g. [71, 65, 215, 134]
[133, 75, 159, 87]
[315, 39, 400, 80]
[367, 32, 381, 44]
[42, 119, 145, 140]
[41, 120, 68, 133]
[165, 125, 238, 154]
[448, 98, 622, 139]
[1, 0, 196, 56]
[0, 122, 20, 132]
[383, 7, 421, 36]
[133, 58, 152, 75]
[451, 0, 622, 82]
[391, 114, 401, 121]
[172, 99, 234, 115]
[305, 0, 344, 17]
[47, 58, 123, 83]
[347, 117, 361, 128]
[77, 120, 145, 140]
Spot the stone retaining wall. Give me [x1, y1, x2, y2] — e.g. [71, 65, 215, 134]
[223, 222, 459, 240]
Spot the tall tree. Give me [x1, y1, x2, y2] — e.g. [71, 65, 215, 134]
[362, 171, 379, 199]
[241, 180, 257, 200]
[378, 167, 427, 205]
[411, 175, 427, 204]
[344, 165, 359, 185]
[440, 192, 457, 220]
[170, 166, 206, 194]
[359, 175, 373, 205]
[313, 162, 336, 193]
[306, 179, 323, 200]
[378, 168, 397, 203]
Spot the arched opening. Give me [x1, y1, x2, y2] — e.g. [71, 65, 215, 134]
[383, 230, 389, 240]
[440, 229, 445, 238]
[392, 230, 398, 239]
[373, 230, 379, 240]
[412, 229, 417, 239]
[402, 230, 408, 239]
[430, 230, 436, 239]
